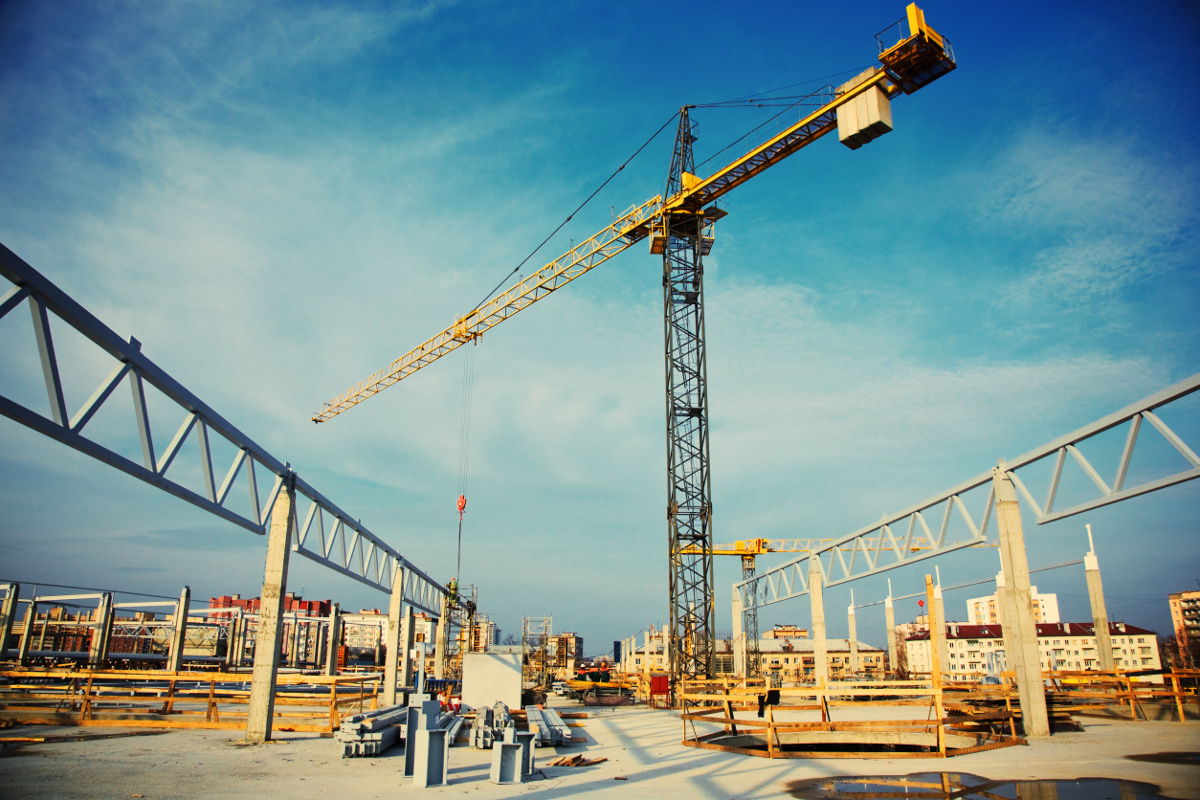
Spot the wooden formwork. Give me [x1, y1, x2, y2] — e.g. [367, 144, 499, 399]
[677, 679, 1024, 758]
[1044, 669, 1195, 722]
[0, 668, 381, 733]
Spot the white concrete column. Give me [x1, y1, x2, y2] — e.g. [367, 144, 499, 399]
[288, 613, 302, 667]
[167, 586, 191, 672]
[847, 591, 859, 677]
[732, 586, 745, 678]
[88, 593, 113, 667]
[225, 611, 241, 669]
[234, 609, 250, 669]
[0, 583, 19, 659]
[993, 465, 1050, 738]
[1084, 524, 1115, 671]
[932, 575, 948, 679]
[400, 607, 416, 690]
[245, 481, 296, 744]
[324, 604, 342, 677]
[16, 604, 34, 665]
[885, 581, 898, 676]
[383, 565, 407, 706]
[434, 595, 449, 679]
[810, 558, 828, 686]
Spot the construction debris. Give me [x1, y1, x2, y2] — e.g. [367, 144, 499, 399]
[548, 754, 607, 767]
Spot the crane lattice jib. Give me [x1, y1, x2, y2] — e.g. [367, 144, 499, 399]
[311, 196, 662, 422]
[310, 6, 954, 423]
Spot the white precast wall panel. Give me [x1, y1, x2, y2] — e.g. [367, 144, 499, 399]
[462, 653, 522, 711]
[837, 68, 893, 150]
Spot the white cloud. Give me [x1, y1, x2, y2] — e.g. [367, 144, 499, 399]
[970, 126, 1196, 305]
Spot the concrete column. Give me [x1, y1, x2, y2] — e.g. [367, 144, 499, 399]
[167, 586, 191, 672]
[234, 610, 250, 669]
[400, 607, 416, 689]
[434, 595, 449, 679]
[643, 631, 651, 680]
[847, 591, 858, 677]
[245, 480, 295, 744]
[1084, 524, 1115, 671]
[324, 604, 342, 677]
[885, 584, 898, 676]
[925, 575, 945, 738]
[383, 565, 407, 706]
[731, 586, 745, 678]
[226, 612, 241, 669]
[0, 583, 19, 660]
[995, 568, 1017, 676]
[993, 466, 1050, 738]
[809, 558, 828, 686]
[932, 578, 948, 679]
[88, 593, 113, 667]
[288, 614, 301, 668]
[37, 609, 50, 651]
[16, 604, 34, 665]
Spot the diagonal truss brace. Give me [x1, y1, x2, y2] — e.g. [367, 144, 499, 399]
[739, 371, 1200, 611]
[0, 242, 445, 612]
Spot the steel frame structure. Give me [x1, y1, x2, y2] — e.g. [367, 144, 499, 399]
[738, 372, 1200, 610]
[522, 615, 553, 688]
[662, 110, 717, 680]
[0, 243, 444, 613]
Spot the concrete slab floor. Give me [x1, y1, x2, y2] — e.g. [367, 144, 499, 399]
[1, 705, 1198, 799]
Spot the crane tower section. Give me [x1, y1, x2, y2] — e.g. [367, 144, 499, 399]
[661, 110, 718, 680]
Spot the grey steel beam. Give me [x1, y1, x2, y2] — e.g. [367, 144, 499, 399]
[0, 242, 446, 613]
[738, 372, 1200, 610]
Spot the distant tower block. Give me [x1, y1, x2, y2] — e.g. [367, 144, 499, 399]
[837, 68, 893, 150]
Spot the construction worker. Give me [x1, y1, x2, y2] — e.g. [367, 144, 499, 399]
[447, 577, 458, 604]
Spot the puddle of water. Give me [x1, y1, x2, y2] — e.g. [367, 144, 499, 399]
[786, 772, 1175, 800]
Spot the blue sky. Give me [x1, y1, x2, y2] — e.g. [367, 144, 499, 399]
[1, 0, 1198, 657]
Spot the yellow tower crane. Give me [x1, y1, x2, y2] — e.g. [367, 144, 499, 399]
[311, 5, 956, 683]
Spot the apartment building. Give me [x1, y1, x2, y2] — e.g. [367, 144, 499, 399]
[965, 587, 1060, 625]
[1169, 590, 1200, 648]
[905, 621, 1161, 682]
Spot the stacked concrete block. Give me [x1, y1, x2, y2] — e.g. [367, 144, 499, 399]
[837, 67, 893, 150]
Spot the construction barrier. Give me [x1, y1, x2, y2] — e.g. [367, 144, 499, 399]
[0, 668, 380, 733]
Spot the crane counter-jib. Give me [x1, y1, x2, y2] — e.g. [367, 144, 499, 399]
[310, 3, 954, 423]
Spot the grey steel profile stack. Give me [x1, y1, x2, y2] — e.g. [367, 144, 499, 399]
[336, 703, 410, 758]
[524, 705, 572, 747]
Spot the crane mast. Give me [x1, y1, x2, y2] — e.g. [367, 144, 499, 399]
[662, 110, 717, 680]
[309, 3, 956, 688]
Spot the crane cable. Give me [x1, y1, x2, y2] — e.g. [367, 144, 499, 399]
[470, 110, 682, 313]
[455, 341, 475, 581]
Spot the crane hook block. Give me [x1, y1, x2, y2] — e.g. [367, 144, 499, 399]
[457, 494, 467, 514]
